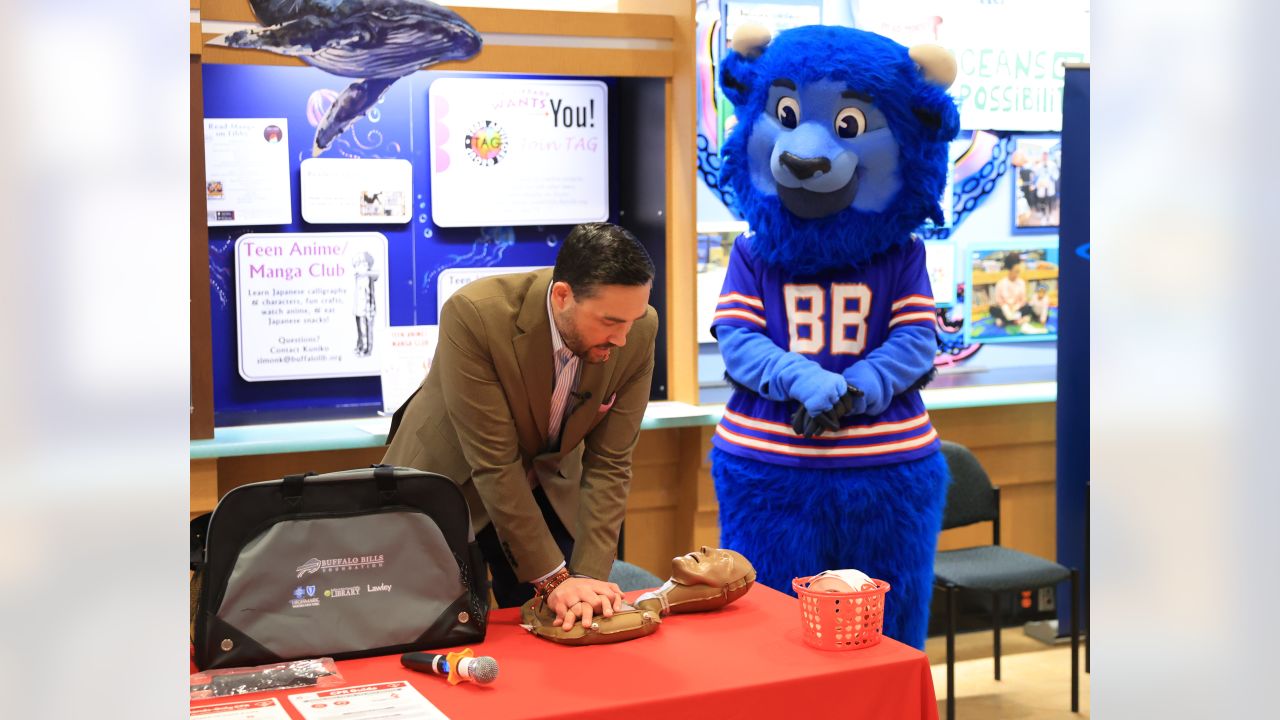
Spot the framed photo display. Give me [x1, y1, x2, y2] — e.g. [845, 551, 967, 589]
[966, 243, 1060, 344]
[1010, 135, 1062, 232]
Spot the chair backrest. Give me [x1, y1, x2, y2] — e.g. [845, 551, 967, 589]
[609, 560, 663, 592]
[939, 441, 999, 531]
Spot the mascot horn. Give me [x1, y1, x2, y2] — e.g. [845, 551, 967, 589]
[710, 23, 959, 650]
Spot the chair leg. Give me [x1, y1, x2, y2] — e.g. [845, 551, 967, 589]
[992, 591, 1001, 681]
[1085, 624, 1090, 675]
[1070, 569, 1080, 713]
[946, 584, 957, 720]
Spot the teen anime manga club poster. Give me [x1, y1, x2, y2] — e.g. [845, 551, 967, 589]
[235, 232, 389, 381]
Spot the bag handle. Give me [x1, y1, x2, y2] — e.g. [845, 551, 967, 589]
[190, 512, 212, 572]
[282, 471, 318, 508]
[373, 464, 400, 505]
[280, 468, 399, 507]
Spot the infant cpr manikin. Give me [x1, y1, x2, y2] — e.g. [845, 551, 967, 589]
[520, 546, 756, 645]
[806, 568, 878, 594]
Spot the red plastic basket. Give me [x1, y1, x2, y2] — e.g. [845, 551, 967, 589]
[793, 575, 890, 651]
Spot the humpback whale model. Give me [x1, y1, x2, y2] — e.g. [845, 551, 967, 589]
[210, 0, 482, 155]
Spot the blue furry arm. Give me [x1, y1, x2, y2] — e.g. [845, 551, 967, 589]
[842, 323, 936, 415]
[718, 325, 847, 413]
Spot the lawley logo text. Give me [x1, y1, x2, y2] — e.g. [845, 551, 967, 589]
[296, 555, 386, 578]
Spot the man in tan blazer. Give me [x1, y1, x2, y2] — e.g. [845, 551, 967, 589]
[384, 223, 657, 630]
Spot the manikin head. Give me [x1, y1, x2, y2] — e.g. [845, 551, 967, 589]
[550, 223, 654, 364]
[807, 568, 877, 593]
[671, 546, 751, 587]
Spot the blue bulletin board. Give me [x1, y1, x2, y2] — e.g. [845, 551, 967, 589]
[203, 65, 664, 426]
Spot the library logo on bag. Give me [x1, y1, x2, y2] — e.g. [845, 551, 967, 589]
[324, 585, 361, 599]
[296, 554, 386, 578]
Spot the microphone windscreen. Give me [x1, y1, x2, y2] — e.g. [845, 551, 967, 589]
[459, 656, 499, 684]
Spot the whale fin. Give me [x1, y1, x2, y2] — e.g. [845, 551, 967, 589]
[312, 76, 399, 156]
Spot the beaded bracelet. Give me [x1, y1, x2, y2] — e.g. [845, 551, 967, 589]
[534, 567, 572, 599]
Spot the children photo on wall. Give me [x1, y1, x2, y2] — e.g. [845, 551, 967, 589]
[968, 247, 1060, 342]
[1011, 135, 1061, 230]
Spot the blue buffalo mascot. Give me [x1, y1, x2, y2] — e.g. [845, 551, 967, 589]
[711, 24, 960, 649]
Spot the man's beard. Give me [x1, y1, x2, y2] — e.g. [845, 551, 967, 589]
[557, 310, 615, 364]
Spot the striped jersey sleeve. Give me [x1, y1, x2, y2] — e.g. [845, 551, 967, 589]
[711, 237, 768, 332]
[887, 240, 936, 330]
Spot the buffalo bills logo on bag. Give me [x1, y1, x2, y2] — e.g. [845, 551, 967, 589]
[297, 558, 323, 578]
[296, 555, 387, 578]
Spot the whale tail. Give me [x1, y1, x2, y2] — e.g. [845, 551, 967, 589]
[312, 76, 399, 156]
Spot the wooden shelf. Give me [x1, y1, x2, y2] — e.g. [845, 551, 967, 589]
[201, 35, 674, 78]
[200, 1, 675, 40]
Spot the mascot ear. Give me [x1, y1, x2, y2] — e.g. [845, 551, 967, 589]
[720, 24, 772, 107]
[908, 44, 961, 144]
[909, 44, 957, 89]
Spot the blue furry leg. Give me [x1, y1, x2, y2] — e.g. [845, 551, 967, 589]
[711, 448, 950, 650]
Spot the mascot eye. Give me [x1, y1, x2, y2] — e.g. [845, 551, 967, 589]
[775, 97, 800, 129]
[835, 107, 867, 138]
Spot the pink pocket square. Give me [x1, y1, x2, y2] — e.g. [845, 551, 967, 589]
[598, 393, 617, 412]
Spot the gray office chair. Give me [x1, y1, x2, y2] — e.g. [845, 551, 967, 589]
[609, 560, 663, 592]
[934, 441, 1080, 720]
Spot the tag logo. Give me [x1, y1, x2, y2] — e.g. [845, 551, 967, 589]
[464, 120, 508, 167]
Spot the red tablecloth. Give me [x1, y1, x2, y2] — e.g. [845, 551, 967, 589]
[192, 584, 937, 719]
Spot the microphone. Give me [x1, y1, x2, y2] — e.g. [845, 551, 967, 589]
[567, 390, 593, 415]
[401, 649, 498, 685]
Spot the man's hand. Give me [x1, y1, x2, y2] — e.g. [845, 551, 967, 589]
[547, 577, 625, 631]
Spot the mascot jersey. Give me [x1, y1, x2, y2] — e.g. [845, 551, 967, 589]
[711, 233, 938, 469]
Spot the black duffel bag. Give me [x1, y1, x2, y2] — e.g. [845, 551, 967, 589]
[191, 465, 488, 670]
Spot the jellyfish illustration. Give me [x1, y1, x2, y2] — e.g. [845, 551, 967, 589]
[210, 0, 481, 155]
[305, 88, 340, 127]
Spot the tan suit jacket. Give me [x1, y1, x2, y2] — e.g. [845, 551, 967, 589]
[383, 268, 657, 582]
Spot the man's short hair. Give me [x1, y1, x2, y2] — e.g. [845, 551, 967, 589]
[553, 223, 655, 298]
[1003, 252, 1021, 270]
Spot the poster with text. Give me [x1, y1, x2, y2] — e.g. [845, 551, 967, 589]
[429, 78, 608, 227]
[300, 158, 413, 224]
[235, 232, 389, 381]
[288, 681, 447, 720]
[379, 325, 439, 414]
[724, 1, 821, 42]
[924, 240, 957, 305]
[191, 698, 291, 720]
[204, 118, 293, 226]
[436, 265, 548, 318]
[855, 0, 1089, 131]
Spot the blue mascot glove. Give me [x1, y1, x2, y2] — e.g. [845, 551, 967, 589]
[790, 384, 864, 438]
[778, 361, 849, 415]
[840, 324, 937, 417]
